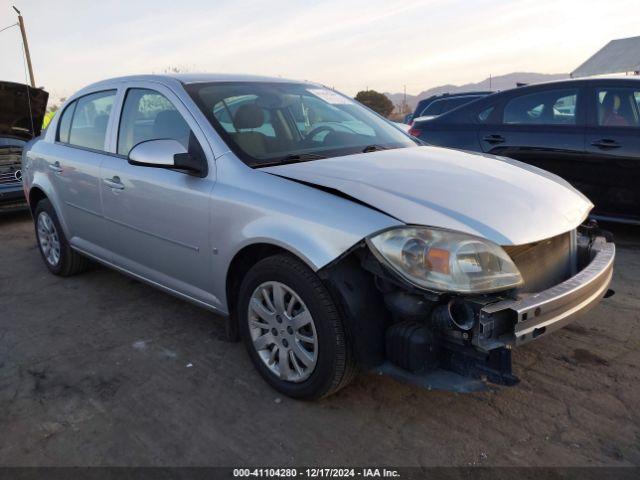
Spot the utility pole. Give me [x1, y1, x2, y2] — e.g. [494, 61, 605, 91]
[403, 84, 407, 113]
[13, 6, 35, 87]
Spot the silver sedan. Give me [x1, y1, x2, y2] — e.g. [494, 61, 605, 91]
[22, 74, 614, 399]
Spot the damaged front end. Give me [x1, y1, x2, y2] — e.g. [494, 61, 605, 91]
[0, 81, 48, 209]
[319, 222, 615, 393]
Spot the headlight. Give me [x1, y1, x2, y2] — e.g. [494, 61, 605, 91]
[367, 227, 523, 293]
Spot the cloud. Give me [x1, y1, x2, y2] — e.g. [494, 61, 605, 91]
[1, 0, 637, 101]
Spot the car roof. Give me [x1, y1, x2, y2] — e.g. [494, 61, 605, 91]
[414, 91, 493, 110]
[72, 73, 320, 98]
[413, 75, 640, 126]
[499, 76, 640, 92]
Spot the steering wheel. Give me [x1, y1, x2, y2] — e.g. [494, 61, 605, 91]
[305, 125, 337, 141]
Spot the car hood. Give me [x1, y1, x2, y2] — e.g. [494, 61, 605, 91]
[0, 81, 48, 141]
[262, 146, 593, 246]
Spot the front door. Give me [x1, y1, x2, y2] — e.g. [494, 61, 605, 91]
[477, 86, 587, 193]
[584, 84, 640, 221]
[100, 85, 217, 307]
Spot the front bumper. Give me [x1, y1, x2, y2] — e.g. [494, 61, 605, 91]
[378, 235, 615, 392]
[0, 183, 27, 211]
[477, 237, 615, 350]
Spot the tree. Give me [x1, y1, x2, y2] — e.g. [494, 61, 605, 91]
[354, 90, 394, 117]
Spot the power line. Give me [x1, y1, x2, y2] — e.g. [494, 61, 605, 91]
[0, 22, 18, 34]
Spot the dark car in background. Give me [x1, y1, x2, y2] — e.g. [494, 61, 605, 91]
[0, 81, 48, 211]
[405, 91, 492, 124]
[409, 78, 640, 224]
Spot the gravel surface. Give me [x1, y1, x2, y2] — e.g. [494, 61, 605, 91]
[1, 211, 638, 466]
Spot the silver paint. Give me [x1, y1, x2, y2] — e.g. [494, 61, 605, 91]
[22, 73, 594, 317]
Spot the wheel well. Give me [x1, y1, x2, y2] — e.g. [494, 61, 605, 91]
[28, 187, 47, 215]
[225, 243, 296, 319]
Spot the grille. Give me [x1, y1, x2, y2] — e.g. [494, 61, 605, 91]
[0, 146, 22, 185]
[503, 231, 575, 293]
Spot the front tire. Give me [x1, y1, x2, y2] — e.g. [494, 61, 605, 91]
[238, 253, 356, 400]
[34, 198, 89, 276]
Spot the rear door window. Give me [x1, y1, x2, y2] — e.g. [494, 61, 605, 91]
[503, 89, 578, 125]
[68, 91, 116, 150]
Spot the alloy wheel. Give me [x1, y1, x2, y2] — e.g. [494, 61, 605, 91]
[37, 212, 61, 267]
[248, 281, 318, 383]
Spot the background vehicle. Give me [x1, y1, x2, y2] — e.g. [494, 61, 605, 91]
[409, 78, 640, 224]
[22, 74, 613, 400]
[0, 81, 48, 211]
[405, 91, 493, 124]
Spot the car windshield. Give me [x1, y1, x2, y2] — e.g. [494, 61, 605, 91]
[186, 82, 418, 167]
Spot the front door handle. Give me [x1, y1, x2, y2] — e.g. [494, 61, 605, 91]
[48, 161, 62, 174]
[591, 139, 621, 149]
[104, 176, 125, 190]
[482, 134, 505, 144]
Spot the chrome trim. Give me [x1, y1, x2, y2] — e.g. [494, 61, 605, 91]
[480, 238, 615, 346]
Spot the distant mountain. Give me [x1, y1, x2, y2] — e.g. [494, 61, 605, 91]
[385, 72, 568, 110]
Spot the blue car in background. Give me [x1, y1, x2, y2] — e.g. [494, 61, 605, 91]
[405, 91, 493, 124]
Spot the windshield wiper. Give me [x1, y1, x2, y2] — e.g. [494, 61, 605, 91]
[361, 144, 390, 153]
[255, 153, 327, 168]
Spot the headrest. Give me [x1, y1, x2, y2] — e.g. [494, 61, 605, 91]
[94, 114, 109, 132]
[234, 104, 264, 129]
[154, 110, 189, 139]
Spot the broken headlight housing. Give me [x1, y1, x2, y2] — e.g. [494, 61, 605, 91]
[367, 227, 523, 294]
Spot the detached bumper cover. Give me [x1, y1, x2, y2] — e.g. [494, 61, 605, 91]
[479, 238, 615, 347]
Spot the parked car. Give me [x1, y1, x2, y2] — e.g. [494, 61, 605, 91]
[409, 78, 640, 224]
[23, 74, 614, 399]
[0, 81, 48, 211]
[405, 91, 493, 124]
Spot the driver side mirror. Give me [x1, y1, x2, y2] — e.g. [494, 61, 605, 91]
[128, 139, 206, 177]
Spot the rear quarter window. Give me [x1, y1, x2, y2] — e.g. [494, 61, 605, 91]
[57, 101, 77, 143]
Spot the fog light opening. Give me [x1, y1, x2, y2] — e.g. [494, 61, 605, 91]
[432, 299, 475, 331]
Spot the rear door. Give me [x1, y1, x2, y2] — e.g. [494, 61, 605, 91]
[584, 83, 640, 221]
[47, 90, 117, 257]
[477, 86, 587, 187]
[99, 83, 217, 306]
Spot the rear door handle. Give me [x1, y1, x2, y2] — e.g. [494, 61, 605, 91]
[591, 139, 621, 149]
[104, 176, 125, 190]
[482, 134, 505, 144]
[48, 161, 62, 173]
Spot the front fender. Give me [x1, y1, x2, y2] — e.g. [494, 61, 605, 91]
[209, 154, 402, 312]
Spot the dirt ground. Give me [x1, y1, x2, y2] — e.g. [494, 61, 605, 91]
[0, 210, 639, 467]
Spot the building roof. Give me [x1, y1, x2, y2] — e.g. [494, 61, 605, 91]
[572, 36, 640, 78]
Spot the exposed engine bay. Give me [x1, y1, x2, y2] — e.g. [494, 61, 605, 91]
[319, 222, 615, 392]
[0, 145, 23, 185]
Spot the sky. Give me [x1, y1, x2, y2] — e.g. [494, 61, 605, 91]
[1, 0, 639, 104]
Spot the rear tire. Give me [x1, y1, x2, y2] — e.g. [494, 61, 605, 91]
[34, 198, 89, 276]
[238, 253, 356, 400]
